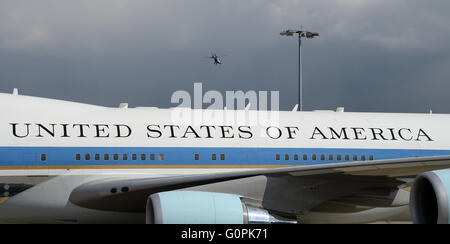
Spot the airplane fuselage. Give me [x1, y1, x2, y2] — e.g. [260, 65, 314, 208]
[0, 92, 448, 223]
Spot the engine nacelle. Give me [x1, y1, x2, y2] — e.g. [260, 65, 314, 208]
[146, 191, 296, 224]
[410, 169, 450, 224]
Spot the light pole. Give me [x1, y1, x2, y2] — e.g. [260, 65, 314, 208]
[280, 29, 319, 111]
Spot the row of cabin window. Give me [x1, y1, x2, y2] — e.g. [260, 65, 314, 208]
[194, 154, 225, 161]
[275, 154, 375, 161]
[40, 153, 225, 162]
[75, 153, 164, 161]
[39, 153, 375, 162]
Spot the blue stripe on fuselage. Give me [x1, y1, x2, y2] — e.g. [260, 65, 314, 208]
[1, 147, 450, 167]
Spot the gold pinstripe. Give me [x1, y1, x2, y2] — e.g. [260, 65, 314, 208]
[0, 165, 294, 170]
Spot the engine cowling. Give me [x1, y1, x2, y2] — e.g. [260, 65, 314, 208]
[145, 191, 296, 224]
[410, 169, 450, 224]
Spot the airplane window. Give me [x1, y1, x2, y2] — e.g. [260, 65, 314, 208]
[123, 154, 128, 161]
[320, 154, 325, 161]
[95, 154, 100, 161]
[76, 154, 81, 161]
[328, 155, 333, 161]
[104, 154, 110, 161]
[40, 154, 46, 161]
[85, 154, 91, 161]
[294, 154, 299, 160]
[285, 154, 290, 161]
[194, 154, 199, 160]
[353, 155, 358, 161]
[150, 154, 155, 160]
[141, 154, 146, 160]
[132, 154, 137, 160]
[220, 154, 225, 160]
[337, 155, 342, 161]
[312, 154, 317, 161]
[361, 155, 366, 161]
[369, 155, 374, 160]
[159, 154, 164, 161]
[212, 154, 217, 160]
[345, 155, 350, 161]
[275, 154, 280, 161]
[303, 154, 308, 161]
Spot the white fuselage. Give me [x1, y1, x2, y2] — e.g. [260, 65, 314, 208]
[0, 92, 447, 223]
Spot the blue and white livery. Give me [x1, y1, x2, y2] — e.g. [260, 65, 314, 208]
[1, 91, 450, 224]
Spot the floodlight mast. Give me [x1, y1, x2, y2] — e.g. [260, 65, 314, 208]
[280, 29, 319, 111]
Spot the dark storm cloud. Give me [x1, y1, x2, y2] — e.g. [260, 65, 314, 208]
[1, 0, 450, 113]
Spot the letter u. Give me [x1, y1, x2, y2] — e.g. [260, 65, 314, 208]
[11, 123, 31, 138]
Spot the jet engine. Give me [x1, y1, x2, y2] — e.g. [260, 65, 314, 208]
[410, 169, 450, 224]
[146, 191, 296, 224]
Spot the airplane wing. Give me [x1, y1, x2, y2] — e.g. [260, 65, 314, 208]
[69, 155, 450, 214]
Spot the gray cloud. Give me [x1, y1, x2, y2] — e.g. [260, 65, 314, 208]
[1, 1, 450, 113]
[2, 1, 449, 52]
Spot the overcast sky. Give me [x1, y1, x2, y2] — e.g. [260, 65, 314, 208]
[1, 0, 450, 113]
